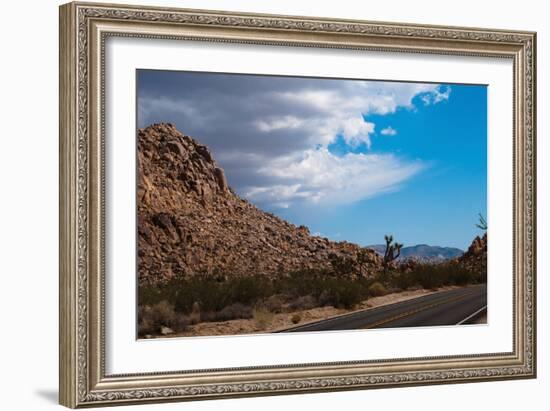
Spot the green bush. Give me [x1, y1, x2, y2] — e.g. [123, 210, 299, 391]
[229, 276, 272, 305]
[388, 262, 482, 291]
[281, 269, 372, 308]
[141, 275, 271, 315]
[391, 271, 416, 290]
[368, 281, 388, 297]
[331, 279, 364, 308]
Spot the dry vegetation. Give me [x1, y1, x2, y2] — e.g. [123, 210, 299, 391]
[138, 263, 485, 338]
[158, 285, 463, 337]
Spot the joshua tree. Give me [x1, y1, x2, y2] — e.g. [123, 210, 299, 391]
[476, 213, 488, 231]
[383, 234, 403, 274]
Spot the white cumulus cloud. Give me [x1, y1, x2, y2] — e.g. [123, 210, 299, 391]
[138, 72, 450, 209]
[243, 148, 425, 207]
[380, 126, 398, 136]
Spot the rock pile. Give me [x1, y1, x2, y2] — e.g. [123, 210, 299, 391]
[455, 233, 487, 275]
[137, 123, 382, 286]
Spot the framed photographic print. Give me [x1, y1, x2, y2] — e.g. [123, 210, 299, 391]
[59, 2, 537, 408]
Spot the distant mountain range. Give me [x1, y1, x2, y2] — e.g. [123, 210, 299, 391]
[367, 244, 464, 263]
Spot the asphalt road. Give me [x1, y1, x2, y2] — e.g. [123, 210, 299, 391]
[278, 284, 487, 333]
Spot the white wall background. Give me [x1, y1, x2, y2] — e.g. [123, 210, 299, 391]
[0, 0, 546, 410]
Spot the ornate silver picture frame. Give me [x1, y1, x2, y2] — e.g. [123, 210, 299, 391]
[59, 2, 536, 408]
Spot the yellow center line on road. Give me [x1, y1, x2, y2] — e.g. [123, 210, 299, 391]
[361, 292, 474, 329]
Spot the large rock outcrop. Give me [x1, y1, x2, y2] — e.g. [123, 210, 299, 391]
[137, 123, 382, 286]
[455, 233, 487, 276]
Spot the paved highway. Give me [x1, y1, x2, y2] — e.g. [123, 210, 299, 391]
[278, 284, 487, 333]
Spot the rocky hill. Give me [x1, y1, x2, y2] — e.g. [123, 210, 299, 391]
[455, 233, 487, 276]
[137, 123, 382, 286]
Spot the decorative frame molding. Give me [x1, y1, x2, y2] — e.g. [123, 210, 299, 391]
[59, 2, 536, 408]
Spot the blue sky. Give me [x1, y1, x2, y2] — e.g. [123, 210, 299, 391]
[138, 70, 487, 249]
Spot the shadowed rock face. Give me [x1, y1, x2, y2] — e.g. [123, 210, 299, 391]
[137, 123, 382, 286]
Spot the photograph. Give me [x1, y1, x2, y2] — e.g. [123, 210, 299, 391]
[136, 70, 488, 339]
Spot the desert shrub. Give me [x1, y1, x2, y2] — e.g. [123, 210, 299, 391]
[137, 260, 484, 332]
[274, 269, 370, 309]
[392, 271, 416, 290]
[312, 279, 364, 309]
[148, 300, 177, 326]
[198, 303, 253, 323]
[273, 269, 324, 298]
[289, 295, 317, 311]
[153, 275, 272, 315]
[392, 262, 482, 291]
[137, 305, 156, 336]
[317, 289, 336, 307]
[137, 300, 189, 337]
[374, 270, 391, 286]
[448, 265, 476, 285]
[188, 301, 201, 324]
[263, 294, 286, 313]
[414, 267, 444, 289]
[368, 282, 388, 297]
[229, 276, 272, 305]
[139, 274, 271, 325]
[215, 303, 253, 321]
[332, 280, 364, 308]
[291, 314, 302, 324]
[172, 315, 190, 332]
[138, 268, 377, 327]
[253, 307, 274, 329]
[138, 285, 165, 307]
